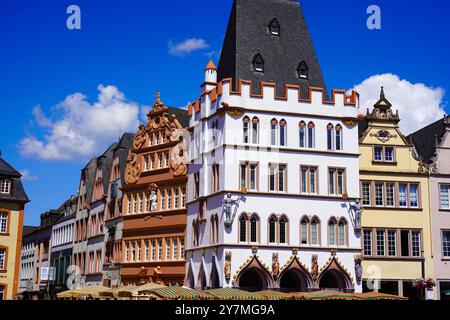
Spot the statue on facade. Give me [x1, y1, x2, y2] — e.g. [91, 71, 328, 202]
[150, 191, 157, 212]
[311, 254, 319, 283]
[272, 253, 280, 280]
[223, 193, 241, 226]
[354, 255, 363, 284]
[350, 199, 363, 231]
[224, 252, 232, 282]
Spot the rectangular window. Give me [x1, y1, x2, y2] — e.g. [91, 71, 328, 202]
[329, 168, 345, 196]
[174, 189, 179, 209]
[411, 231, 421, 257]
[145, 240, 149, 262]
[194, 173, 200, 199]
[165, 152, 169, 168]
[307, 127, 314, 148]
[336, 129, 342, 151]
[1, 180, 10, 194]
[327, 129, 334, 150]
[252, 122, 258, 144]
[240, 164, 247, 190]
[271, 124, 277, 146]
[328, 224, 336, 246]
[384, 147, 394, 162]
[151, 240, 156, 261]
[160, 189, 166, 211]
[442, 231, 450, 257]
[401, 230, 410, 257]
[249, 164, 257, 191]
[180, 239, 185, 260]
[300, 167, 307, 193]
[375, 183, 384, 206]
[386, 183, 395, 207]
[301, 221, 308, 245]
[144, 154, 149, 171]
[311, 221, 318, 245]
[211, 164, 220, 193]
[399, 184, 408, 207]
[374, 147, 383, 161]
[0, 212, 7, 234]
[157, 240, 162, 261]
[269, 165, 276, 192]
[166, 239, 171, 261]
[167, 189, 172, 210]
[299, 127, 305, 148]
[158, 153, 163, 169]
[243, 122, 249, 144]
[329, 170, 335, 195]
[440, 185, 450, 209]
[173, 239, 179, 260]
[278, 165, 286, 192]
[387, 230, 397, 256]
[377, 230, 385, 256]
[362, 182, 371, 206]
[0, 248, 5, 270]
[181, 187, 186, 208]
[151, 154, 155, 170]
[338, 223, 345, 246]
[409, 184, 419, 208]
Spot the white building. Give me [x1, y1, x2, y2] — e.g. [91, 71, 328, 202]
[185, 0, 363, 293]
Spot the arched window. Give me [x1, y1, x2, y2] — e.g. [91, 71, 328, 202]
[253, 53, 264, 72]
[279, 119, 287, 146]
[243, 116, 250, 144]
[269, 215, 277, 243]
[338, 219, 347, 246]
[335, 125, 343, 151]
[311, 217, 320, 245]
[297, 61, 309, 79]
[269, 18, 280, 36]
[299, 121, 306, 148]
[307, 122, 315, 148]
[327, 124, 334, 151]
[251, 117, 259, 144]
[250, 214, 259, 243]
[239, 214, 248, 242]
[328, 218, 337, 246]
[271, 119, 278, 146]
[279, 216, 288, 244]
[300, 217, 309, 245]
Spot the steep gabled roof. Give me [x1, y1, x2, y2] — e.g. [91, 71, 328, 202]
[0, 155, 29, 203]
[0, 157, 21, 177]
[217, 0, 327, 98]
[409, 116, 449, 164]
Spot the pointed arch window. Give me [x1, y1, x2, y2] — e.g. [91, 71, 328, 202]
[311, 217, 320, 245]
[279, 216, 288, 244]
[239, 214, 248, 242]
[269, 18, 280, 36]
[299, 121, 306, 148]
[338, 219, 348, 246]
[297, 61, 309, 79]
[328, 218, 337, 246]
[253, 53, 264, 73]
[251, 117, 259, 144]
[243, 116, 250, 144]
[271, 119, 278, 146]
[269, 215, 277, 244]
[307, 122, 315, 148]
[335, 125, 343, 151]
[300, 217, 309, 245]
[327, 123, 334, 150]
[279, 119, 287, 146]
[250, 214, 259, 243]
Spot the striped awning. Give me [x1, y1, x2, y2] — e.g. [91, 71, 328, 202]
[255, 290, 296, 300]
[203, 288, 265, 300]
[357, 292, 408, 300]
[302, 290, 364, 300]
[148, 287, 211, 300]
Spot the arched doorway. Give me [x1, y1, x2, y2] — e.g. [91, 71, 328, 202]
[279, 269, 308, 292]
[238, 268, 268, 292]
[318, 270, 347, 291]
[210, 260, 220, 289]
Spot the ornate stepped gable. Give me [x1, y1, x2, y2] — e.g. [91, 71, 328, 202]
[125, 91, 189, 185]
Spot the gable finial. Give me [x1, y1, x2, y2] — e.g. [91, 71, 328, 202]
[156, 90, 162, 105]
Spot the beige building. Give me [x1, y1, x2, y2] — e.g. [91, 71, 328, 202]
[359, 88, 434, 300]
[0, 155, 29, 300]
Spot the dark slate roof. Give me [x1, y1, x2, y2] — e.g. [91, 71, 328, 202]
[97, 143, 118, 195]
[82, 157, 98, 204]
[23, 225, 38, 237]
[113, 133, 135, 183]
[409, 116, 449, 164]
[0, 156, 29, 203]
[217, 0, 327, 98]
[168, 107, 189, 128]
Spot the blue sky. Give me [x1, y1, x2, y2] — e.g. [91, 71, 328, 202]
[1, 0, 449, 226]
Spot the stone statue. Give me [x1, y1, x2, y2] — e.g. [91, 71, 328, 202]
[150, 191, 157, 212]
[224, 252, 232, 281]
[354, 255, 363, 283]
[222, 193, 240, 225]
[311, 254, 319, 283]
[272, 253, 280, 280]
[350, 199, 363, 230]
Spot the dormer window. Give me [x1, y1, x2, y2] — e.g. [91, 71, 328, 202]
[0, 180, 10, 194]
[269, 18, 280, 36]
[252, 53, 264, 73]
[297, 61, 308, 79]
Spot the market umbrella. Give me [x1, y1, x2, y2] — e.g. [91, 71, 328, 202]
[255, 290, 293, 300]
[303, 290, 364, 301]
[203, 288, 264, 300]
[358, 292, 408, 300]
[57, 285, 110, 299]
[141, 286, 210, 300]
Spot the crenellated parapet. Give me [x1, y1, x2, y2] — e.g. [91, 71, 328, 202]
[188, 78, 359, 118]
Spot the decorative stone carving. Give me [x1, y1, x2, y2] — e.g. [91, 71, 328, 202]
[224, 252, 232, 282]
[134, 124, 148, 149]
[223, 193, 241, 227]
[354, 255, 363, 284]
[125, 151, 141, 185]
[150, 191, 157, 212]
[311, 254, 319, 283]
[350, 199, 363, 231]
[369, 129, 396, 143]
[272, 253, 280, 280]
[170, 136, 189, 176]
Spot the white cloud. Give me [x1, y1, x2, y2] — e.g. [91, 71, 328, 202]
[351, 74, 446, 135]
[20, 170, 38, 181]
[19, 85, 146, 161]
[168, 38, 209, 56]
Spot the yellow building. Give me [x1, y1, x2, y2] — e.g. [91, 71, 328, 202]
[0, 155, 29, 300]
[359, 88, 434, 300]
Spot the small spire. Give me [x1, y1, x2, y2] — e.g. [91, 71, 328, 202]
[156, 90, 162, 104]
[380, 86, 385, 99]
[205, 59, 217, 70]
